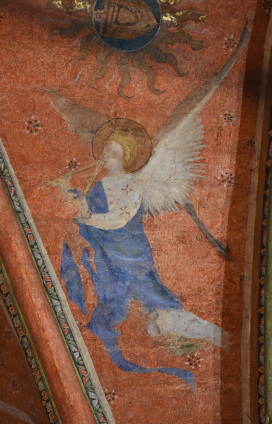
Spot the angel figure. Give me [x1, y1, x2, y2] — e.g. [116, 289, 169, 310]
[47, 18, 251, 391]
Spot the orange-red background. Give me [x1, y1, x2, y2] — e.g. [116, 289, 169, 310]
[0, 0, 261, 422]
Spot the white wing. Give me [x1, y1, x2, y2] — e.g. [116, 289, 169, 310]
[136, 18, 252, 219]
[136, 108, 205, 218]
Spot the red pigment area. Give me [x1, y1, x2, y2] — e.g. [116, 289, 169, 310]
[0, 0, 265, 422]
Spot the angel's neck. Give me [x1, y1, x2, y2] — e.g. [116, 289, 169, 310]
[107, 169, 125, 178]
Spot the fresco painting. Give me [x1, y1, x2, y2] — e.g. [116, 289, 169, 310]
[0, 0, 260, 422]
[46, 0, 206, 95]
[0, 269, 60, 424]
[49, 23, 253, 391]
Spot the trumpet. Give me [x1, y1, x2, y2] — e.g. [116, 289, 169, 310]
[46, 160, 104, 196]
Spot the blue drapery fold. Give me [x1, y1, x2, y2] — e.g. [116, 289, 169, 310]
[60, 180, 194, 391]
[60, 241, 87, 315]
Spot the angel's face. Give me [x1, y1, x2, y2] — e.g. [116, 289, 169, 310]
[102, 142, 124, 174]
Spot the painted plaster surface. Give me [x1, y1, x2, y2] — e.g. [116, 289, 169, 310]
[258, 136, 271, 424]
[0, 169, 97, 424]
[0, 276, 52, 424]
[0, 0, 264, 423]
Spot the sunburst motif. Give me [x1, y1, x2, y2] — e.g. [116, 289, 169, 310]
[46, 0, 208, 96]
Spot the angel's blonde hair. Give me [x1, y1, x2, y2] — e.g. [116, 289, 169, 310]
[107, 133, 138, 170]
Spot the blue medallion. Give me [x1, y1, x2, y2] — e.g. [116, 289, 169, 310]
[93, 0, 161, 52]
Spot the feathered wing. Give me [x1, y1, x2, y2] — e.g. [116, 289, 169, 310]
[136, 106, 231, 259]
[136, 17, 252, 260]
[137, 110, 205, 218]
[137, 17, 252, 217]
[45, 88, 109, 143]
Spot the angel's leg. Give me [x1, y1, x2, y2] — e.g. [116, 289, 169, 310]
[147, 309, 230, 350]
[86, 304, 195, 391]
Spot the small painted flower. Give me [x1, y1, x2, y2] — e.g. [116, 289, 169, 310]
[25, 116, 41, 134]
[185, 352, 203, 369]
[121, 184, 134, 195]
[220, 110, 235, 125]
[261, 0, 272, 11]
[4, 329, 12, 341]
[243, 137, 255, 149]
[65, 158, 80, 171]
[104, 388, 118, 404]
[223, 35, 237, 51]
[10, 377, 19, 394]
[216, 172, 235, 187]
[119, 206, 130, 216]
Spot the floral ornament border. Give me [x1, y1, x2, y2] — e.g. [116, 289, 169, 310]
[0, 265, 60, 424]
[257, 136, 272, 422]
[0, 147, 109, 424]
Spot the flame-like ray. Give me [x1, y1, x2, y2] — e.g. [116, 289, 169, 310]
[129, 65, 143, 95]
[159, 29, 205, 50]
[64, 32, 90, 47]
[146, 45, 187, 77]
[47, 1, 208, 96]
[117, 57, 133, 98]
[66, 33, 97, 64]
[133, 53, 165, 95]
[182, 24, 217, 35]
[71, 60, 94, 84]
[162, 46, 191, 61]
[105, 59, 115, 93]
[148, 62, 172, 85]
[48, 16, 92, 40]
[87, 48, 113, 90]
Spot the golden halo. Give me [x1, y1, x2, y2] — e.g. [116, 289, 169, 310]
[92, 118, 152, 173]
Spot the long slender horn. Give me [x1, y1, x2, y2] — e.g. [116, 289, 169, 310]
[46, 160, 104, 186]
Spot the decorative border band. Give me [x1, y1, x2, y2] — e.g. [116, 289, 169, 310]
[257, 131, 271, 423]
[0, 261, 60, 424]
[0, 142, 113, 424]
[265, 111, 272, 422]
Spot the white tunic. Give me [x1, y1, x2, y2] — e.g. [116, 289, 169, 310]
[87, 174, 143, 230]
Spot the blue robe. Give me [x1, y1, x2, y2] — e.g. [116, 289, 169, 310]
[61, 180, 194, 390]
